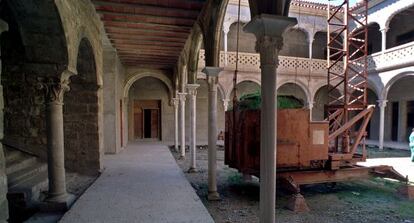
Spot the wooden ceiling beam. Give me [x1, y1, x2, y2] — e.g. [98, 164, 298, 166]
[93, 1, 200, 19]
[111, 39, 185, 47]
[100, 12, 195, 27]
[105, 27, 190, 38]
[93, 0, 204, 10]
[107, 33, 187, 43]
[103, 21, 191, 33]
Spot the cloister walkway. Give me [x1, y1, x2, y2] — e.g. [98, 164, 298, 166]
[60, 143, 214, 223]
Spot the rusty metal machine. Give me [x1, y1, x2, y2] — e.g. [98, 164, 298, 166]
[225, 0, 409, 211]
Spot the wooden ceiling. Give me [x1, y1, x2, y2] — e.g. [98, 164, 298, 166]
[93, 0, 206, 68]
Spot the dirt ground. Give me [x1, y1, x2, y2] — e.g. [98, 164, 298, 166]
[172, 146, 414, 223]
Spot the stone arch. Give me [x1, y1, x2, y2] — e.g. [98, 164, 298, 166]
[229, 80, 261, 102]
[386, 3, 414, 49]
[312, 84, 342, 121]
[0, 0, 69, 160]
[280, 28, 309, 58]
[277, 79, 311, 104]
[123, 71, 174, 101]
[313, 31, 327, 59]
[381, 71, 414, 100]
[384, 2, 414, 32]
[64, 37, 102, 175]
[217, 82, 226, 101]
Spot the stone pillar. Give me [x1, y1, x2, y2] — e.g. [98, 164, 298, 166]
[380, 28, 388, 52]
[40, 77, 70, 204]
[245, 15, 297, 223]
[309, 38, 314, 60]
[202, 67, 223, 201]
[378, 99, 387, 150]
[0, 19, 8, 222]
[178, 92, 187, 159]
[172, 98, 179, 152]
[187, 84, 200, 172]
[223, 26, 229, 66]
[398, 100, 407, 142]
[222, 99, 230, 111]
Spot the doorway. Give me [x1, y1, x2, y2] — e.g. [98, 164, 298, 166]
[134, 100, 161, 140]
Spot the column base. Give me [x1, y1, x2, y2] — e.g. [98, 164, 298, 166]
[187, 167, 198, 173]
[40, 193, 76, 212]
[207, 191, 221, 201]
[178, 155, 186, 160]
[286, 193, 310, 212]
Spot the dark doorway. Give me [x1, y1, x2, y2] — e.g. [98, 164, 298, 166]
[392, 102, 399, 141]
[134, 100, 161, 140]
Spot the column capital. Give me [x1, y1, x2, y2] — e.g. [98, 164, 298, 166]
[379, 27, 389, 33]
[244, 14, 297, 39]
[38, 77, 70, 104]
[222, 99, 230, 111]
[377, 99, 388, 107]
[202, 66, 223, 77]
[171, 98, 179, 107]
[177, 92, 187, 102]
[186, 84, 200, 96]
[306, 101, 314, 109]
[244, 14, 297, 65]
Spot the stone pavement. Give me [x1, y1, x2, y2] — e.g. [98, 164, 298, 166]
[366, 140, 409, 150]
[60, 143, 214, 223]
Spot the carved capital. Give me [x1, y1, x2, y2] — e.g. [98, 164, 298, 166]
[256, 35, 284, 66]
[171, 98, 179, 108]
[377, 99, 388, 108]
[177, 92, 187, 103]
[38, 77, 70, 104]
[186, 84, 200, 96]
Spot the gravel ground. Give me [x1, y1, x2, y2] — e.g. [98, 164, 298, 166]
[172, 146, 414, 223]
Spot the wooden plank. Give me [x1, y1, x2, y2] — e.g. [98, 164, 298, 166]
[100, 12, 195, 27]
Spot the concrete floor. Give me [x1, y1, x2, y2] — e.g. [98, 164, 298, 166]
[360, 157, 414, 182]
[59, 143, 214, 223]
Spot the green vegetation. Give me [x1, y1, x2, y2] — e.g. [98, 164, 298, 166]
[232, 91, 304, 110]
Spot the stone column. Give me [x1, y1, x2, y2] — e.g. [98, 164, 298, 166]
[178, 92, 187, 159]
[222, 99, 230, 111]
[187, 84, 200, 172]
[223, 26, 229, 66]
[202, 67, 223, 201]
[309, 38, 314, 60]
[0, 19, 8, 222]
[40, 77, 70, 204]
[245, 15, 297, 223]
[380, 28, 388, 52]
[378, 99, 387, 150]
[398, 100, 407, 142]
[172, 98, 179, 152]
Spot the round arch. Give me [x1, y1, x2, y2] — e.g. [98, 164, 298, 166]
[384, 2, 414, 31]
[381, 71, 414, 100]
[277, 79, 311, 104]
[123, 72, 174, 101]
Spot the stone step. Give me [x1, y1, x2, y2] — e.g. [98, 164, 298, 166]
[4, 147, 23, 163]
[8, 171, 48, 202]
[6, 156, 37, 175]
[7, 162, 47, 188]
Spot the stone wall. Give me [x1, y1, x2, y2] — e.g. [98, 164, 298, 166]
[128, 77, 174, 142]
[103, 46, 126, 154]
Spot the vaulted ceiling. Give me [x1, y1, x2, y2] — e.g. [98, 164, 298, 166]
[92, 0, 206, 68]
